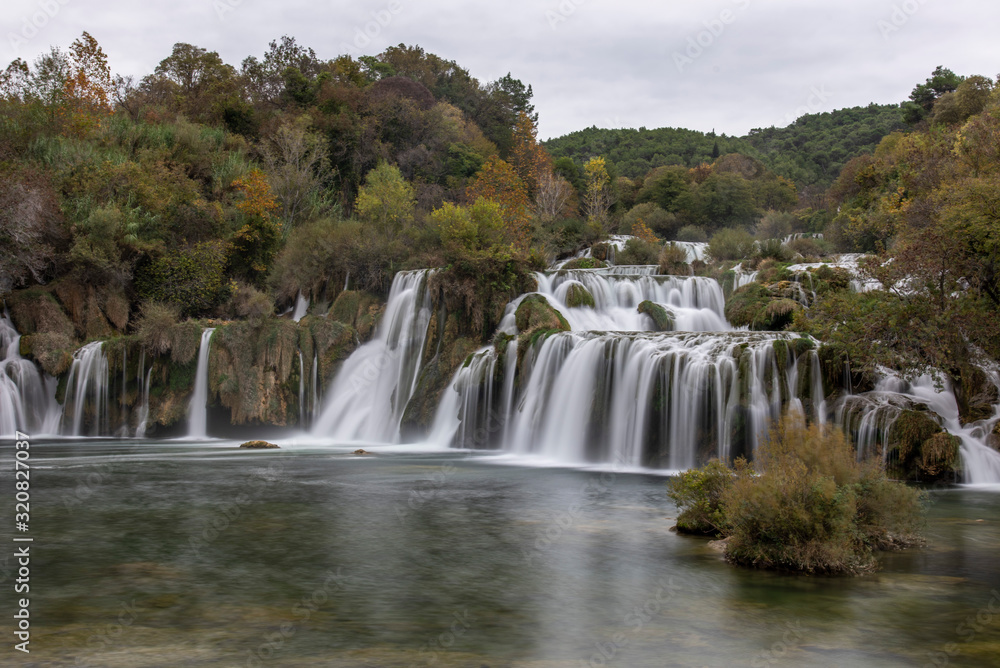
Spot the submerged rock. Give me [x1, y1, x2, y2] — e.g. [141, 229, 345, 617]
[239, 440, 280, 449]
[352, 449, 372, 455]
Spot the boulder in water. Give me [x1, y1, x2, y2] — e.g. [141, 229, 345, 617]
[352, 449, 372, 455]
[565, 283, 596, 309]
[637, 301, 674, 332]
[514, 295, 570, 334]
[240, 440, 279, 449]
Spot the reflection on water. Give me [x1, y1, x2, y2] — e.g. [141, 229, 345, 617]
[7, 440, 1000, 667]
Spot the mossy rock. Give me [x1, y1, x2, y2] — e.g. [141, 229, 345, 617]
[561, 257, 607, 270]
[239, 440, 279, 449]
[328, 290, 383, 341]
[591, 242, 611, 261]
[990, 422, 1000, 450]
[889, 410, 941, 463]
[638, 300, 673, 332]
[565, 283, 596, 309]
[918, 433, 960, 479]
[514, 295, 570, 334]
[725, 283, 802, 331]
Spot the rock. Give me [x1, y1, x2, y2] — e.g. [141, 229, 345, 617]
[514, 294, 570, 334]
[239, 440, 280, 449]
[561, 257, 607, 270]
[352, 449, 372, 455]
[564, 283, 596, 309]
[638, 300, 674, 332]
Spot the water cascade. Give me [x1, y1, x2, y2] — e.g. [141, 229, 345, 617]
[312, 270, 434, 443]
[0, 313, 60, 436]
[187, 328, 215, 438]
[62, 342, 110, 437]
[135, 350, 152, 438]
[292, 291, 310, 322]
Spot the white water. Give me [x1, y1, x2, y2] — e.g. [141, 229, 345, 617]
[135, 353, 152, 439]
[187, 328, 215, 438]
[292, 291, 310, 322]
[537, 269, 728, 333]
[0, 313, 60, 436]
[312, 270, 434, 443]
[62, 341, 110, 437]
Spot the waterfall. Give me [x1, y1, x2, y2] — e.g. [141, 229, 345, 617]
[62, 341, 110, 437]
[292, 291, 310, 322]
[436, 331, 800, 468]
[0, 313, 60, 436]
[135, 351, 152, 438]
[536, 269, 728, 332]
[298, 351, 306, 428]
[312, 270, 434, 443]
[187, 328, 215, 438]
[311, 351, 319, 419]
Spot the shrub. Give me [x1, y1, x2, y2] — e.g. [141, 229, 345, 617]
[136, 301, 179, 356]
[755, 238, 792, 263]
[707, 228, 755, 262]
[134, 241, 231, 317]
[670, 416, 925, 575]
[667, 459, 732, 534]
[623, 202, 678, 239]
[616, 238, 659, 265]
[561, 257, 607, 270]
[658, 242, 690, 275]
[676, 225, 707, 243]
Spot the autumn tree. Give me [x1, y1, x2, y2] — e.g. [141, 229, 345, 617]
[509, 111, 548, 199]
[229, 169, 282, 286]
[535, 169, 574, 222]
[466, 155, 532, 251]
[61, 32, 113, 136]
[142, 43, 237, 122]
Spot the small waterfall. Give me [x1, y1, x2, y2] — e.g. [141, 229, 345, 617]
[311, 351, 319, 419]
[187, 328, 215, 438]
[62, 341, 110, 437]
[292, 291, 310, 322]
[672, 241, 708, 263]
[135, 353, 152, 439]
[0, 313, 60, 436]
[298, 351, 306, 428]
[312, 270, 434, 443]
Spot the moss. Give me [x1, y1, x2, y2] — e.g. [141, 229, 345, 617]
[565, 283, 596, 309]
[591, 242, 611, 261]
[328, 290, 383, 341]
[793, 337, 815, 356]
[919, 433, 960, 479]
[7, 288, 77, 339]
[637, 300, 673, 332]
[561, 257, 607, 270]
[726, 283, 803, 331]
[514, 294, 570, 335]
[889, 410, 941, 463]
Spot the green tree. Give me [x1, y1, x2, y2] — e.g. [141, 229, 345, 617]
[354, 162, 416, 238]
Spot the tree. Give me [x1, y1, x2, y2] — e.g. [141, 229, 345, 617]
[354, 162, 416, 238]
[261, 117, 332, 232]
[142, 43, 237, 121]
[509, 111, 548, 199]
[61, 32, 113, 136]
[229, 169, 282, 286]
[905, 66, 964, 124]
[466, 155, 532, 251]
[535, 169, 574, 222]
[583, 156, 613, 230]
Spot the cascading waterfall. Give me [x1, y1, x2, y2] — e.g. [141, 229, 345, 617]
[312, 270, 434, 443]
[536, 269, 729, 332]
[187, 328, 215, 438]
[0, 312, 60, 436]
[62, 341, 110, 437]
[298, 351, 306, 428]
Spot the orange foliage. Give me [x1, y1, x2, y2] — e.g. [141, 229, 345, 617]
[59, 32, 113, 137]
[631, 219, 660, 244]
[509, 111, 550, 198]
[233, 169, 280, 219]
[466, 156, 532, 252]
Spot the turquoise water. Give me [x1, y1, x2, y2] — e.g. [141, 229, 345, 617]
[4, 440, 1000, 667]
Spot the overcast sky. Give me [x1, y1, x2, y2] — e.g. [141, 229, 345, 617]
[5, 0, 999, 139]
